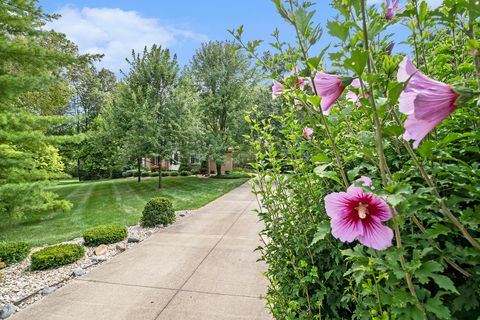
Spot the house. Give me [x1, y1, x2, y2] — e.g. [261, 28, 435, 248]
[143, 148, 234, 174]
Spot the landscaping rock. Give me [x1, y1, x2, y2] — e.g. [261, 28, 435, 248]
[41, 286, 55, 296]
[94, 244, 108, 256]
[0, 303, 16, 319]
[0, 261, 5, 269]
[127, 237, 140, 243]
[72, 268, 86, 277]
[176, 210, 189, 216]
[116, 244, 126, 252]
[0, 223, 162, 312]
[91, 256, 107, 263]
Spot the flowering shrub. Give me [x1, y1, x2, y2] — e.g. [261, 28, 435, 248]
[233, 0, 480, 319]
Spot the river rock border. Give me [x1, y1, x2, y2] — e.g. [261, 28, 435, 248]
[0, 210, 190, 318]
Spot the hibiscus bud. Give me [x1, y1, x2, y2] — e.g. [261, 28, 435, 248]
[303, 127, 314, 140]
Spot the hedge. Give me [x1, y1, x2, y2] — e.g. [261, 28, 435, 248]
[83, 225, 128, 246]
[31, 244, 85, 270]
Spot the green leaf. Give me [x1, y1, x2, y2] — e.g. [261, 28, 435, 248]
[418, 140, 435, 157]
[382, 125, 403, 138]
[310, 153, 330, 163]
[415, 260, 443, 284]
[294, 7, 315, 37]
[344, 49, 368, 76]
[314, 164, 341, 184]
[424, 224, 451, 239]
[326, 20, 349, 42]
[307, 95, 321, 107]
[310, 221, 331, 246]
[386, 193, 406, 207]
[388, 81, 404, 105]
[425, 296, 451, 319]
[431, 274, 459, 293]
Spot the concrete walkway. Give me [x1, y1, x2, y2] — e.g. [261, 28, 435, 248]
[12, 183, 272, 320]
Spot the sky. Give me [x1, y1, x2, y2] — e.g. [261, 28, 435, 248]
[38, 0, 442, 76]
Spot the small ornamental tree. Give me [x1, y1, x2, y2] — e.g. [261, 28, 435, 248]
[233, 0, 480, 319]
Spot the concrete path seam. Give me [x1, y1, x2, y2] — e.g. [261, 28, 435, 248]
[153, 199, 255, 319]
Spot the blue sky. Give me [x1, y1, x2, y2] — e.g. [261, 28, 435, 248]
[38, 0, 441, 76]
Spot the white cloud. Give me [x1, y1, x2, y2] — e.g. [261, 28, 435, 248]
[45, 6, 208, 75]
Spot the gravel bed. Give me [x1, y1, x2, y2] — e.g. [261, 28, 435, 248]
[0, 210, 190, 315]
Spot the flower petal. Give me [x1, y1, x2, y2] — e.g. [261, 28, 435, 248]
[369, 197, 392, 222]
[398, 91, 417, 115]
[331, 216, 364, 243]
[357, 218, 393, 250]
[324, 191, 353, 220]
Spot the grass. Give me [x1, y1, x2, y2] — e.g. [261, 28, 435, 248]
[0, 176, 248, 246]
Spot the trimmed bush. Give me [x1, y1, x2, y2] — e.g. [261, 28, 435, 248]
[0, 241, 30, 266]
[141, 197, 175, 227]
[191, 169, 199, 175]
[169, 171, 179, 177]
[210, 173, 249, 179]
[31, 244, 85, 270]
[180, 170, 191, 176]
[149, 172, 159, 177]
[161, 172, 169, 177]
[83, 225, 128, 246]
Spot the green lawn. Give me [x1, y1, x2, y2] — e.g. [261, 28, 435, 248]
[0, 176, 248, 246]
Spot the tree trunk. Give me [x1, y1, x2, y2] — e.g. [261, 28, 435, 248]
[216, 163, 222, 176]
[158, 158, 163, 189]
[77, 158, 81, 181]
[137, 157, 141, 182]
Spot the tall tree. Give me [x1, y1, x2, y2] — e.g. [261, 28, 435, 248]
[190, 41, 253, 175]
[106, 45, 180, 187]
[0, 0, 82, 217]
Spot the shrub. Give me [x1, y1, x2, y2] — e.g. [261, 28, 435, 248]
[0, 241, 30, 266]
[191, 169, 199, 175]
[149, 172, 159, 177]
[169, 171, 179, 177]
[141, 171, 149, 177]
[141, 197, 175, 227]
[83, 225, 128, 246]
[180, 170, 191, 176]
[210, 173, 249, 179]
[161, 172, 169, 177]
[199, 161, 209, 174]
[31, 244, 85, 270]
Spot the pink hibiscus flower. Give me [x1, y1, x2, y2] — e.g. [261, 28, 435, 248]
[357, 176, 373, 187]
[304, 127, 314, 140]
[324, 186, 393, 250]
[397, 57, 459, 148]
[272, 80, 284, 100]
[311, 72, 348, 115]
[346, 79, 369, 106]
[385, 0, 399, 20]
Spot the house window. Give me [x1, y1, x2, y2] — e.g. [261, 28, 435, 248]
[190, 155, 199, 164]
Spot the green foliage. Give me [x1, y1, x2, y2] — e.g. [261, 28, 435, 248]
[190, 41, 255, 169]
[169, 171, 179, 176]
[235, 0, 480, 319]
[105, 45, 184, 185]
[180, 170, 191, 176]
[82, 225, 128, 246]
[0, 242, 30, 266]
[210, 172, 249, 179]
[141, 197, 175, 227]
[30, 244, 85, 270]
